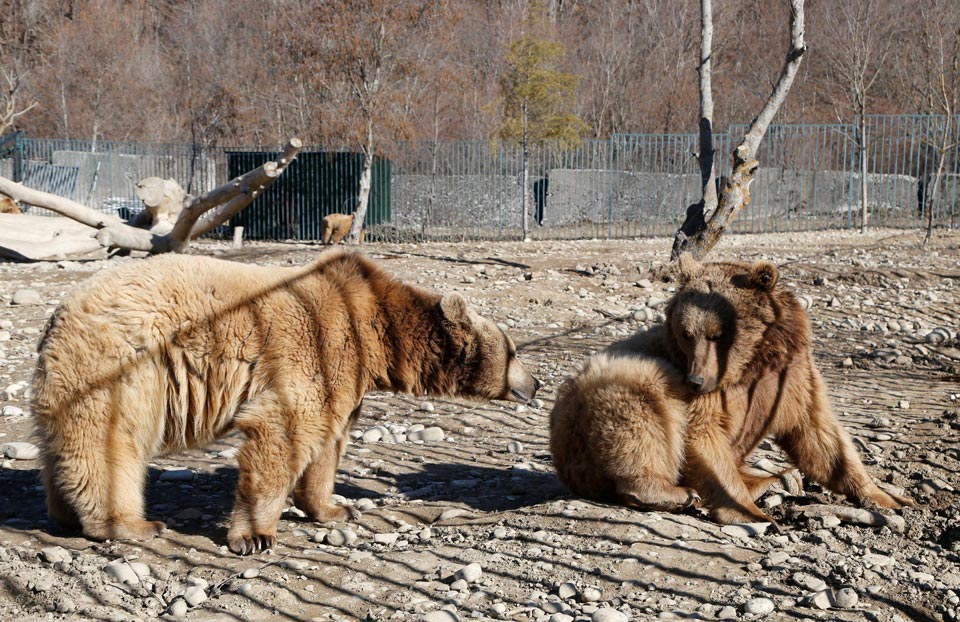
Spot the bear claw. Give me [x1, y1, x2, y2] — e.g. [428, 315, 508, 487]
[228, 533, 277, 555]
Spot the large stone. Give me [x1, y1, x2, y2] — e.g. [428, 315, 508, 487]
[11, 289, 42, 305]
[1, 442, 39, 460]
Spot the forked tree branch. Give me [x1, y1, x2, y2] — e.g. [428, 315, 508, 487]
[672, 0, 806, 260]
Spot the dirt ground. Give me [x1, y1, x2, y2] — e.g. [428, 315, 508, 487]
[0, 229, 958, 622]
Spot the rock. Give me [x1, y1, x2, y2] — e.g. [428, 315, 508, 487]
[355, 498, 376, 512]
[558, 582, 578, 600]
[280, 559, 310, 571]
[422, 611, 460, 622]
[11, 289, 42, 305]
[897, 399, 910, 409]
[103, 560, 141, 584]
[833, 587, 858, 608]
[183, 585, 207, 607]
[721, 522, 770, 539]
[218, 446, 240, 459]
[362, 426, 386, 443]
[450, 579, 469, 592]
[797, 294, 814, 310]
[241, 567, 260, 579]
[550, 614, 575, 622]
[167, 598, 189, 617]
[418, 527, 433, 542]
[0, 442, 39, 460]
[808, 590, 832, 610]
[454, 562, 483, 583]
[158, 468, 194, 481]
[926, 328, 952, 344]
[507, 440, 524, 454]
[325, 528, 357, 546]
[1, 405, 24, 417]
[744, 597, 775, 615]
[40, 546, 72, 564]
[581, 587, 602, 602]
[420, 401, 435, 412]
[791, 572, 827, 593]
[408, 426, 445, 442]
[374, 532, 400, 546]
[842, 357, 854, 368]
[1, 382, 26, 400]
[129, 562, 152, 580]
[716, 606, 737, 619]
[176, 507, 203, 520]
[437, 508, 468, 522]
[530, 398, 544, 409]
[590, 608, 628, 622]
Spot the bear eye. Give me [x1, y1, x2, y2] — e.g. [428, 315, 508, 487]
[706, 333, 721, 342]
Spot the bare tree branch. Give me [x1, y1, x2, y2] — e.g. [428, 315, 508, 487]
[0, 138, 303, 256]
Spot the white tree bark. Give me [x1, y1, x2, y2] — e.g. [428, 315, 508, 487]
[0, 139, 303, 256]
[347, 123, 374, 245]
[672, 0, 806, 260]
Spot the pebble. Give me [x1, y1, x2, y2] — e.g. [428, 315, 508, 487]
[325, 528, 357, 546]
[374, 532, 400, 546]
[590, 608, 628, 622]
[721, 522, 770, 539]
[40, 546, 72, 564]
[797, 294, 814, 309]
[408, 426, 445, 442]
[422, 611, 459, 622]
[507, 440, 524, 453]
[167, 598, 188, 617]
[420, 401, 435, 412]
[558, 582, 578, 600]
[716, 606, 738, 619]
[218, 446, 239, 459]
[530, 398, 544, 409]
[809, 590, 833, 610]
[744, 597, 775, 615]
[926, 327, 952, 344]
[103, 561, 141, 584]
[1, 406, 24, 417]
[438, 508, 468, 522]
[158, 469, 195, 481]
[454, 562, 483, 583]
[11, 289, 42, 305]
[0, 442, 38, 460]
[833, 587, 858, 608]
[581, 587, 602, 602]
[362, 426, 387, 443]
[1, 382, 26, 400]
[241, 567, 260, 579]
[550, 614, 574, 622]
[792, 572, 827, 592]
[355, 498, 376, 512]
[183, 585, 207, 607]
[280, 559, 310, 571]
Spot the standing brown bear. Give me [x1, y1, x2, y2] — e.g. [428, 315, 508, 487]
[550, 254, 911, 526]
[34, 249, 540, 554]
[320, 212, 358, 245]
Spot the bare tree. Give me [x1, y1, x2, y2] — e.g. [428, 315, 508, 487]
[305, 0, 446, 244]
[671, 0, 806, 260]
[0, 139, 303, 255]
[818, 0, 900, 233]
[0, 64, 37, 136]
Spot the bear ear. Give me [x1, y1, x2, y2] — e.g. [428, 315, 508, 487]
[747, 261, 778, 291]
[676, 252, 702, 282]
[440, 293, 471, 324]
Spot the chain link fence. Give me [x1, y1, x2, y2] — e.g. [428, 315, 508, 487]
[3, 115, 958, 242]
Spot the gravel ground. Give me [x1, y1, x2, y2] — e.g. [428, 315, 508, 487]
[0, 229, 958, 622]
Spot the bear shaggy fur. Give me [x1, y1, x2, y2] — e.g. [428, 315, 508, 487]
[0, 195, 22, 214]
[320, 213, 359, 245]
[33, 249, 540, 554]
[550, 254, 911, 526]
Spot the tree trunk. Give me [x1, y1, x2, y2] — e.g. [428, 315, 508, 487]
[671, 0, 806, 260]
[521, 145, 531, 241]
[0, 138, 303, 256]
[924, 123, 952, 246]
[348, 149, 373, 245]
[858, 114, 868, 233]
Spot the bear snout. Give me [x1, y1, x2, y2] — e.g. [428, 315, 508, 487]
[686, 373, 717, 394]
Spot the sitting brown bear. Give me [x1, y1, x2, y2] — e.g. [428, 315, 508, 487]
[550, 254, 911, 526]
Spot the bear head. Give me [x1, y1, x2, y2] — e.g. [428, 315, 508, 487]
[439, 293, 541, 403]
[666, 253, 803, 394]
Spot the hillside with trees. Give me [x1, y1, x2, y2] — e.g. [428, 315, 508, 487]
[1, 0, 957, 148]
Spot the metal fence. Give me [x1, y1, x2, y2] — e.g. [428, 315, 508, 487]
[2, 114, 958, 243]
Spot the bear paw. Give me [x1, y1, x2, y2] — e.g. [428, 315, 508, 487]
[228, 532, 277, 555]
[777, 469, 804, 497]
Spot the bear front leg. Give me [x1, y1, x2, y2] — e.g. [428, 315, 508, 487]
[293, 403, 363, 523]
[775, 368, 912, 509]
[683, 428, 776, 526]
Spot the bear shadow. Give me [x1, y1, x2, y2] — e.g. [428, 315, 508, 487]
[387, 462, 565, 512]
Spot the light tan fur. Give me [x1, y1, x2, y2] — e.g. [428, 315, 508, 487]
[0, 195, 21, 214]
[550, 354, 699, 510]
[551, 255, 911, 526]
[33, 249, 539, 554]
[320, 213, 361, 245]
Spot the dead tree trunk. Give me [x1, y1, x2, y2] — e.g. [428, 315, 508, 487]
[0, 139, 303, 255]
[671, 0, 806, 260]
